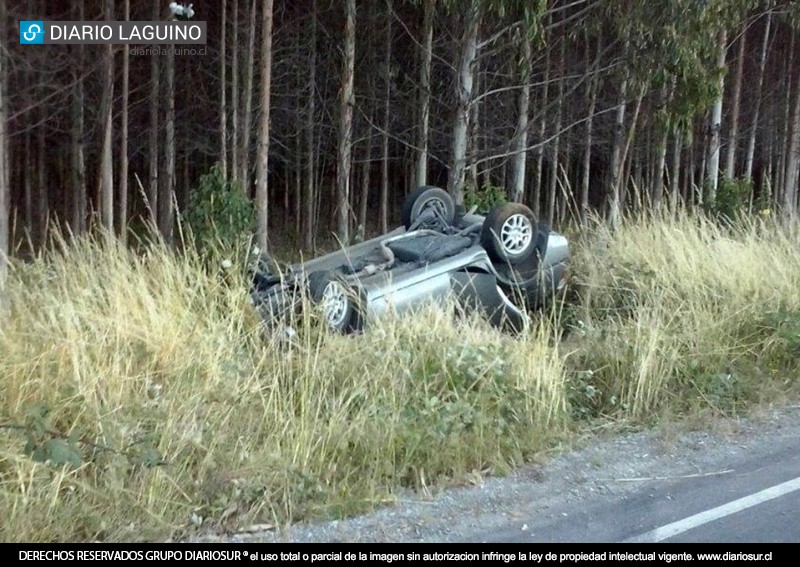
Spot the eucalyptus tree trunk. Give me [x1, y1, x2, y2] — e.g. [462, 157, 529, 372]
[670, 132, 682, 211]
[546, 39, 565, 226]
[705, 30, 727, 206]
[653, 126, 668, 211]
[24, 132, 32, 234]
[685, 137, 694, 205]
[532, 46, 551, 218]
[99, 0, 115, 231]
[558, 142, 571, 224]
[725, 27, 746, 180]
[37, 114, 48, 248]
[698, 112, 708, 205]
[303, 0, 317, 250]
[71, 0, 86, 235]
[336, 0, 356, 242]
[0, 0, 8, 288]
[255, 0, 274, 250]
[580, 34, 600, 225]
[652, 84, 671, 211]
[607, 74, 628, 229]
[767, 136, 777, 208]
[117, 0, 130, 242]
[380, 0, 392, 234]
[359, 124, 373, 238]
[618, 87, 645, 212]
[356, 3, 374, 237]
[148, 0, 160, 223]
[415, 0, 434, 188]
[160, 33, 175, 243]
[231, 0, 240, 183]
[778, 34, 796, 202]
[744, 12, 772, 183]
[220, 0, 228, 179]
[783, 34, 800, 218]
[467, 65, 480, 191]
[510, 34, 531, 204]
[447, 0, 480, 206]
[294, 140, 302, 235]
[239, 0, 256, 190]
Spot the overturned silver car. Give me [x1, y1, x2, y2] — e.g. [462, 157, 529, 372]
[252, 186, 569, 333]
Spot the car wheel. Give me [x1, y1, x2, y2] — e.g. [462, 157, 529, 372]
[401, 186, 456, 229]
[307, 271, 362, 333]
[480, 203, 538, 265]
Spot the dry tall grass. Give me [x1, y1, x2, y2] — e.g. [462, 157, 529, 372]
[0, 233, 565, 541]
[567, 211, 800, 419]
[2, 211, 799, 541]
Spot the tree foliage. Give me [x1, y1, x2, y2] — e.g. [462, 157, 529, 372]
[183, 164, 254, 252]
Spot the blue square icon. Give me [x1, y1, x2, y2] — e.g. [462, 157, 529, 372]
[20, 21, 44, 44]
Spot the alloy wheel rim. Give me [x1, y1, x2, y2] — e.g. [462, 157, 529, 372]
[499, 214, 533, 256]
[322, 281, 348, 328]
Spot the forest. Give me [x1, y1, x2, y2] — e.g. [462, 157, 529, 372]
[1, 0, 799, 270]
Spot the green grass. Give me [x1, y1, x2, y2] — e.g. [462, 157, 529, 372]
[1, 210, 799, 541]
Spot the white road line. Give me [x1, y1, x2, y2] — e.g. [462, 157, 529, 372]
[624, 475, 800, 543]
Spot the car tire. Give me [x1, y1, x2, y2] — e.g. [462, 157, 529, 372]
[401, 186, 456, 229]
[480, 203, 538, 265]
[307, 270, 362, 333]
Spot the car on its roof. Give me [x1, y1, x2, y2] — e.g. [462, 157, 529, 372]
[252, 186, 569, 333]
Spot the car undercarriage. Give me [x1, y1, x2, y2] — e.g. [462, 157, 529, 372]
[252, 186, 569, 333]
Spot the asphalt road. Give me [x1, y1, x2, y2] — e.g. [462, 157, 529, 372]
[476, 422, 800, 543]
[221, 406, 800, 544]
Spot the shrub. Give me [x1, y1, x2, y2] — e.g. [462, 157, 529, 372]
[464, 183, 507, 213]
[703, 177, 752, 222]
[182, 164, 254, 253]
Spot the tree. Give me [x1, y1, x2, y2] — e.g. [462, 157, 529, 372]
[71, 0, 87, 235]
[652, 82, 672, 211]
[239, 0, 257, 188]
[607, 73, 628, 229]
[705, 30, 727, 206]
[547, 38, 566, 225]
[447, 0, 480, 206]
[581, 32, 601, 224]
[531, 39, 550, 218]
[358, 115, 374, 237]
[509, 30, 531, 203]
[0, 0, 8, 290]
[380, 0, 393, 234]
[337, 0, 357, 242]
[220, 0, 228, 179]
[784, 29, 800, 217]
[744, 11, 772, 183]
[117, 0, 130, 242]
[415, 0, 434, 187]
[231, 0, 240, 182]
[148, 0, 160, 223]
[724, 24, 746, 179]
[1, 0, 792, 264]
[303, 0, 317, 250]
[255, 0, 274, 250]
[161, 30, 176, 243]
[99, 0, 116, 231]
